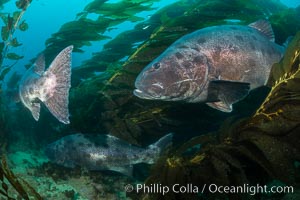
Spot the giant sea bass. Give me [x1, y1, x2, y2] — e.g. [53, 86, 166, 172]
[134, 20, 286, 112]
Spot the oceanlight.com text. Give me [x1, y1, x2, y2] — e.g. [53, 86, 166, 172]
[124, 183, 294, 196]
[208, 184, 294, 196]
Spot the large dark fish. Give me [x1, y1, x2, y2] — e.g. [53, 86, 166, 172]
[134, 20, 285, 112]
[45, 133, 173, 176]
[19, 46, 73, 124]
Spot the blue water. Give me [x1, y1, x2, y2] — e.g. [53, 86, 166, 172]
[2, 0, 90, 68]
[1, 0, 178, 71]
[281, 0, 300, 8]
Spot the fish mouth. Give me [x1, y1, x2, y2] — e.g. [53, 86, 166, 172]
[133, 89, 156, 99]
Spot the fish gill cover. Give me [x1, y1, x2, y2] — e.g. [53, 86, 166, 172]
[0, 0, 299, 199]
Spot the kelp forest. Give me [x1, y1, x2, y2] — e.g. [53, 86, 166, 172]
[0, 0, 299, 199]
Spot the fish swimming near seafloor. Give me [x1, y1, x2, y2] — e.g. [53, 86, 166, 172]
[19, 46, 73, 124]
[134, 20, 286, 112]
[45, 133, 173, 176]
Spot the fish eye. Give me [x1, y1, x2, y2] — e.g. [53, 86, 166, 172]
[153, 62, 161, 69]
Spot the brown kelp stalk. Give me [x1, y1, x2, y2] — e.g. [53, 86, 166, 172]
[0, 155, 42, 199]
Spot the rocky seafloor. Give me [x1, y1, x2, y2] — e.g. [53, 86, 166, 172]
[5, 149, 136, 200]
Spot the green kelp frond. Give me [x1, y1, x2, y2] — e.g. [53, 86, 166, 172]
[43, 0, 160, 67]
[144, 33, 300, 200]
[44, 18, 112, 63]
[252, 32, 300, 134]
[0, 155, 42, 200]
[269, 8, 300, 44]
[0, 0, 31, 84]
[16, 0, 32, 10]
[84, 0, 159, 22]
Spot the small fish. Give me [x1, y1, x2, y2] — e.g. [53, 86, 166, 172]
[45, 133, 173, 176]
[134, 20, 286, 112]
[19, 46, 73, 124]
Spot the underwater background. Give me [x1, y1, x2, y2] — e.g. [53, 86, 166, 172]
[0, 0, 300, 199]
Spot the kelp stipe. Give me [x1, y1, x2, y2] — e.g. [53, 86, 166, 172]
[0, 155, 42, 200]
[144, 33, 300, 200]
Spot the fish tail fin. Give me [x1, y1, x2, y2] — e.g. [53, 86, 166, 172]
[43, 45, 73, 124]
[149, 133, 173, 152]
[146, 133, 173, 163]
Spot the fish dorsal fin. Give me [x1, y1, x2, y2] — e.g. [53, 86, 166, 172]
[34, 54, 45, 75]
[148, 133, 173, 151]
[248, 19, 275, 42]
[282, 36, 293, 49]
[112, 165, 133, 176]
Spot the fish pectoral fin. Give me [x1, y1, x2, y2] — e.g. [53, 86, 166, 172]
[34, 54, 45, 75]
[206, 101, 232, 112]
[30, 102, 41, 121]
[207, 80, 250, 112]
[113, 165, 133, 176]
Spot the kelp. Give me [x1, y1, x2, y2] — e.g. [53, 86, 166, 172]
[73, 0, 296, 81]
[0, 0, 31, 160]
[0, 0, 31, 85]
[44, 18, 112, 59]
[42, 0, 159, 67]
[251, 32, 300, 133]
[269, 7, 300, 44]
[69, 0, 294, 145]
[0, 155, 42, 200]
[72, 15, 161, 82]
[83, 0, 159, 22]
[142, 33, 300, 200]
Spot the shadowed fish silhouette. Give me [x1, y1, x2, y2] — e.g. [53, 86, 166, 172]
[19, 45, 73, 124]
[45, 133, 173, 176]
